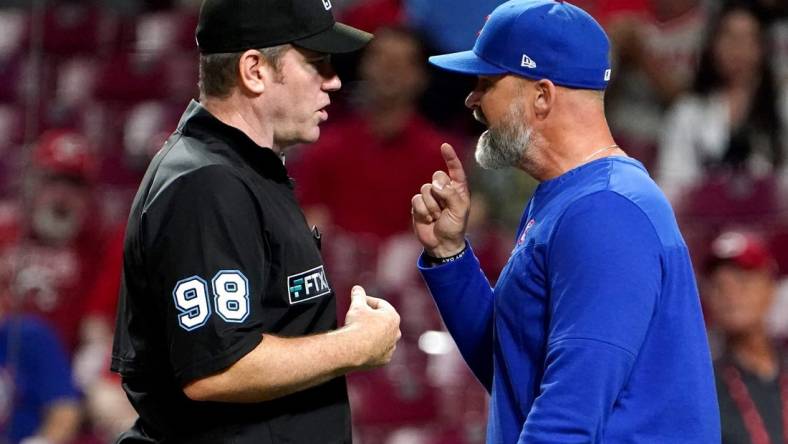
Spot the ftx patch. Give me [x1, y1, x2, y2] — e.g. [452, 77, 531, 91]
[287, 265, 331, 304]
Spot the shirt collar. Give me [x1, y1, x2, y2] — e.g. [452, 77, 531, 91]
[177, 100, 291, 184]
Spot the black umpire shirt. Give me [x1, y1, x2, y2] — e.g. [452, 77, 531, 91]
[111, 100, 350, 444]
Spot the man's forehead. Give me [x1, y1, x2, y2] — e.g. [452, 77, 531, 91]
[477, 74, 532, 90]
[478, 74, 504, 82]
[293, 45, 328, 59]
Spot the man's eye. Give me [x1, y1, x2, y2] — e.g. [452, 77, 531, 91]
[307, 55, 331, 66]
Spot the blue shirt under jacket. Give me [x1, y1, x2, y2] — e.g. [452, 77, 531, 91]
[419, 157, 720, 443]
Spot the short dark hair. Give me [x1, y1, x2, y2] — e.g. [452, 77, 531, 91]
[198, 45, 288, 98]
[692, 3, 782, 170]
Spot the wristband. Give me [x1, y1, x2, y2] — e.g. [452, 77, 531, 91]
[423, 245, 467, 266]
[21, 437, 53, 444]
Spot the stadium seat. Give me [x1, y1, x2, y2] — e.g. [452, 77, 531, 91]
[43, 3, 114, 55]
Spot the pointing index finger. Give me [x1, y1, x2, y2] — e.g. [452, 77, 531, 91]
[441, 143, 467, 185]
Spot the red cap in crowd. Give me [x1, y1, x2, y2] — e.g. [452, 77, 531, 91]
[31, 129, 97, 182]
[707, 230, 775, 273]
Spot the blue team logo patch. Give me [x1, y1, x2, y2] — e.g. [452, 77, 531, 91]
[518, 219, 536, 246]
[287, 265, 331, 304]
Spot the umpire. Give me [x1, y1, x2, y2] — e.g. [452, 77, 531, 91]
[110, 1, 402, 443]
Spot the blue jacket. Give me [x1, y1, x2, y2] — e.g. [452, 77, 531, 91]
[419, 157, 720, 443]
[0, 316, 78, 443]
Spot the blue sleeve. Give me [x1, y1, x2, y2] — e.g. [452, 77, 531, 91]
[26, 318, 79, 405]
[520, 191, 661, 442]
[418, 242, 494, 391]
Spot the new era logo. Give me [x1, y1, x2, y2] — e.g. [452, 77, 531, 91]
[604, 69, 611, 81]
[521, 54, 536, 69]
[322, 0, 332, 10]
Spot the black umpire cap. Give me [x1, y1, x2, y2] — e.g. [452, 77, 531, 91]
[196, 0, 373, 54]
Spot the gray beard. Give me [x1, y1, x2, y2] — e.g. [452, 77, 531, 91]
[474, 103, 532, 170]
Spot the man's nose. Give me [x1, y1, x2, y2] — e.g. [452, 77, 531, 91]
[323, 72, 342, 92]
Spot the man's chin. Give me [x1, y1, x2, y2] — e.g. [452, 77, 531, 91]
[474, 133, 496, 170]
[475, 131, 518, 170]
[304, 127, 321, 144]
[278, 128, 321, 149]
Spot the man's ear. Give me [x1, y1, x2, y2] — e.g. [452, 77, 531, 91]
[238, 49, 267, 95]
[532, 79, 556, 120]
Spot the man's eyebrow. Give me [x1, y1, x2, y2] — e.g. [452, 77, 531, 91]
[305, 54, 331, 61]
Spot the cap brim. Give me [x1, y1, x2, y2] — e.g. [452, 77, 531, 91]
[294, 22, 372, 54]
[428, 51, 507, 76]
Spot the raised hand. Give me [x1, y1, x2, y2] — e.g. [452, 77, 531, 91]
[411, 143, 471, 257]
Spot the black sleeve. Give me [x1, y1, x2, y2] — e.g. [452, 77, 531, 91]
[143, 165, 268, 385]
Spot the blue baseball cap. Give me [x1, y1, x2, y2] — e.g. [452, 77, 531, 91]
[429, 0, 612, 90]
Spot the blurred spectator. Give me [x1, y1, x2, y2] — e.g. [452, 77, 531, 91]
[657, 2, 787, 203]
[703, 230, 787, 444]
[758, 0, 788, 87]
[605, 0, 708, 168]
[401, 1, 505, 138]
[292, 26, 451, 240]
[0, 320, 81, 444]
[0, 130, 106, 352]
[72, 225, 136, 443]
[0, 292, 81, 443]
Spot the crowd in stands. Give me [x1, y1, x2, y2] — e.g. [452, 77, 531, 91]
[0, 0, 786, 443]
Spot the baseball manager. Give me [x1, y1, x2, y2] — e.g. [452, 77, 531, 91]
[411, 1, 721, 442]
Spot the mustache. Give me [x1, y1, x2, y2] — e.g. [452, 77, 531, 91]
[473, 108, 488, 126]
